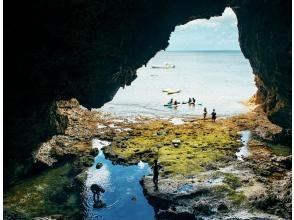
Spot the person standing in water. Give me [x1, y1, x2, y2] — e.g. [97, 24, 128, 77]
[203, 107, 207, 120]
[152, 159, 161, 191]
[211, 109, 217, 122]
[192, 98, 196, 104]
[90, 184, 105, 203]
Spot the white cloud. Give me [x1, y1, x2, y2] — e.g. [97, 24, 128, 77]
[167, 7, 240, 50]
[178, 7, 237, 30]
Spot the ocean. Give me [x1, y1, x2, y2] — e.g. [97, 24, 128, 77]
[100, 50, 256, 118]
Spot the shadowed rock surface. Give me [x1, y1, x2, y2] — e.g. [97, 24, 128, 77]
[4, 0, 291, 186]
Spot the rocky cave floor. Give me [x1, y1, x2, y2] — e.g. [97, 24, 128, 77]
[4, 99, 292, 220]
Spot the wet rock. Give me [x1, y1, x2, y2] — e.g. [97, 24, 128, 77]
[33, 215, 65, 220]
[3, 209, 29, 220]
[78, 156, 94, 167]
[193, 202, 214, 216]
[172, 139, 181, 147]
[156, 209, 195, 220]
[90, 148, 99, 156]
[49, 192, 68, 204]
[252, 194, 279, 210]
[74, 171, 87, 186]
[96, 162, 103, 169]
[217, 203, 229, 212]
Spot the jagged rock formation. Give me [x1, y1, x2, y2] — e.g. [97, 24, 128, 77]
[231, 0, 292, 140]
[4, 0, 291, 185]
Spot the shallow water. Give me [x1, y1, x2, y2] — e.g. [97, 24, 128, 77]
[4, 163, 80, 219]
[82, 139, 155, 220]
[236, 130, 251, 161]
[101, 51, 256, 117]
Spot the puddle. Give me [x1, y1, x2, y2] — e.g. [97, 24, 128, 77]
[82, 139, 155, 220]
[236, 130, 251, 161]
[170, 118, 185, 125]
[177, 184, 194, 193]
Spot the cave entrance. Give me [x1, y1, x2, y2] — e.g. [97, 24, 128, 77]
[101, 8, 256, 118]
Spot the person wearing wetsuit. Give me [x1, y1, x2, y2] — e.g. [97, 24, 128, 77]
[211, 109, 217, 122]
[152, 159, 161, 190]
[203, 107, 207, 120]
[90, 184, 105, 202]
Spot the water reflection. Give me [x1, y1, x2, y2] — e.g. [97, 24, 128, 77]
[236, 130, 251, 161]
[83, 139, 155, 220]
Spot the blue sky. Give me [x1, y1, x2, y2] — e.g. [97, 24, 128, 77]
[167, 8, 240, 51]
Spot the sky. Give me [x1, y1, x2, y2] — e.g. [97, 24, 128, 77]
[167, 7, 240, 51]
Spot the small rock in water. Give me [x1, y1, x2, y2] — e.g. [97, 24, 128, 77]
[172, 139, 181, 147]
[96, 162, 103, 169]
[90, 148, 99, 156]
[131, 196, 136, 201]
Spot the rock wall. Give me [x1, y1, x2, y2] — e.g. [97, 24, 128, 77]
[230, 0, 292, 138]
[4, 0, 291, 185]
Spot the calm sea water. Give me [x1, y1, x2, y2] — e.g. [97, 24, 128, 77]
[101, 51, 256, 118]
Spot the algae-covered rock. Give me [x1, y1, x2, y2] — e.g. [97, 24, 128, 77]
[96, 163, 103, 169]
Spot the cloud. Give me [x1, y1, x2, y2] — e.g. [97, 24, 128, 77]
[177, 7, 237, 30]
[167, 7, 240, 51]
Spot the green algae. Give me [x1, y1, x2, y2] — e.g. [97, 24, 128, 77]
[227, 191, 246, 206]
[223, 173, 242, 190]
[109, 119, 240, 176]
[213, 183, 246, 207]
[268, 144, 291, 156]
[4, 163, 80, 219]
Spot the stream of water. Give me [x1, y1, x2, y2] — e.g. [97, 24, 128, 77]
[236, 130, 251, 161]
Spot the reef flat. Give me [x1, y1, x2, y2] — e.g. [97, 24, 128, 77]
[4, 99, 291, 219]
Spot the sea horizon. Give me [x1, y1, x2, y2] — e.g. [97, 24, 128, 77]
[101, 50, 256, 118]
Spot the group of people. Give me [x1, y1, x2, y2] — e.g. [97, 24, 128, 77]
[203, 107, 217, 122]
[167, 98, 217, 122]
[167, 97, 196, 105]
[188, 97, 196, 104]
[168, 98, 179, 105]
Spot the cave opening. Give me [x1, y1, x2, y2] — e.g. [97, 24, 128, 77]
[4, 2, 292, 219]
[101, 7, 256, 118]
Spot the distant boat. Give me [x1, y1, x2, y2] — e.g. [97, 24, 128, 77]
[152, 63, 175, 69]
[162, 88, 181, 94]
